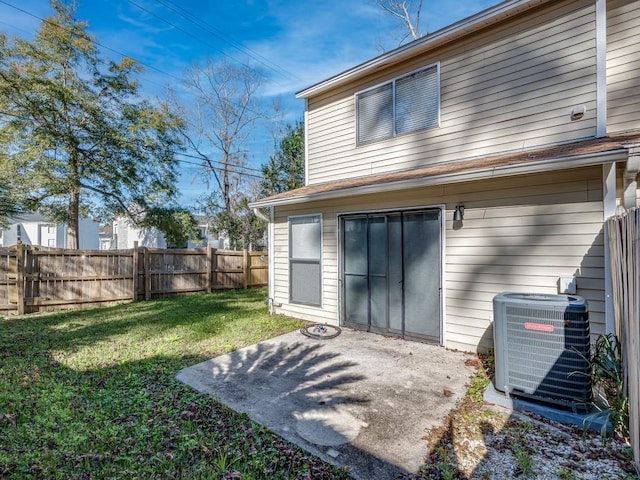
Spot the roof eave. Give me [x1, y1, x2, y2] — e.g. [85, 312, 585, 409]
[249, 149, 627, 209]
[296, 0, 551, 99]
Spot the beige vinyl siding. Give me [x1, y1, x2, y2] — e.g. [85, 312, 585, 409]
[306, 0, 597, 186]
[607, 0, 640, 134]
[272, 166, 605, 353]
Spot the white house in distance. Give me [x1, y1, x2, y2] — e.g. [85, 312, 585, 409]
[112, 216, 168, 250]
[0, 213, 99, 249]
[110, 215, 228, 250]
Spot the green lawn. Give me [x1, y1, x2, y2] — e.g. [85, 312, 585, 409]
[0, 289, 350, 479]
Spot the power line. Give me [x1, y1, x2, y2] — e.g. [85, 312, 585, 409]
[176, 150, 264, 173]
[0, 0, 184, 83]
[0, 109, 265, 179]
[174, 156, 263, 179]
[150, 0, 300, 83]
[0, 2, 270, 181]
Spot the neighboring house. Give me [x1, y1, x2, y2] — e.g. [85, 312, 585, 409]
[251, 0, 640, 353]
[187, 215, 229, 249]
[111, 215, 229, 250]
[99, 223, 115, 250]
[0, 213, 100, 249]
[112, 217, 168, 249]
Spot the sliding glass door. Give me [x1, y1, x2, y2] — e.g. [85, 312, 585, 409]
[341, 209, 441, 341]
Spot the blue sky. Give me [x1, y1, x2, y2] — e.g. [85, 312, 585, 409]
[0, 0, 501, 206]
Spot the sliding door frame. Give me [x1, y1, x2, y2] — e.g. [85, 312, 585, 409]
[337, 204, 446, 345]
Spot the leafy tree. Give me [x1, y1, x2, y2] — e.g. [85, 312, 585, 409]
[216, 199, 265, 251]
[0, 175, 25, 229]
[0, 1, 184, 248]
[199, 189, 265, 251]
[141, 207, 200, 248]
[260, 121, 305, 196]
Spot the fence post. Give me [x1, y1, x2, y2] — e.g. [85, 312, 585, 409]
[16, 243, 26, 315]
[132, 242, 139, 301]
[242, 249, 249, 289]
[205, 245, 212, 293]
[143, 247, 151, 301]
[211, 248, 218, 290]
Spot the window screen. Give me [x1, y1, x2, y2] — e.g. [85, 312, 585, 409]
[356, 64, 439, 144]
[357, 83, 393, 144]
[289, 215, 321, 306]
[395, 65, 439, 135]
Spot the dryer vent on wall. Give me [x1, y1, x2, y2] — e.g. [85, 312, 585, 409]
[493, 293, 591, 409]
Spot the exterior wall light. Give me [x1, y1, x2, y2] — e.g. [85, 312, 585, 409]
[453, 205, 464, 222]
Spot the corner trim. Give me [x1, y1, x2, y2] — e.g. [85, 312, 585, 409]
[596, 0, 607, 137]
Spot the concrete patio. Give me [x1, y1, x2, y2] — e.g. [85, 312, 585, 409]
[176, 328, 476, 479]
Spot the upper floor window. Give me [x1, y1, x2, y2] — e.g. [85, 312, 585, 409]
[356, 63, 439, 145]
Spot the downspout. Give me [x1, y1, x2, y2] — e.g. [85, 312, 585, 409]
[597, 0, 612, 333]
[253, 206, 276, 314]
[623, 144, 640, 209]
[603, 163, 616, 334]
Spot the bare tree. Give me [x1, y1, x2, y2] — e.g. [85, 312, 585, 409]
[375, 0, 423, 46]
[173, 58, 268, 249]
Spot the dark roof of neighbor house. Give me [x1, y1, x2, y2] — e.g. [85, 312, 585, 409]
[250, 130, 640, 208]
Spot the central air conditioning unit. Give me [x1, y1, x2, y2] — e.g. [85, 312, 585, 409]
[493, 293, 591, 409]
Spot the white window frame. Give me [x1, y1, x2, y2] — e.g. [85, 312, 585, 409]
[288, 214, 322, 307]
[355, 62, 440, 146]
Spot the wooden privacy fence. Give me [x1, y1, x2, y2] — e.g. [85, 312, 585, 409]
[0, 245, 268, 315]
[607, 207, 639, 466]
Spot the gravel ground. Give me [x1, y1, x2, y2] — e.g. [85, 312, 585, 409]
[466, 408, 637, 480]
[399, 357, 639, 480]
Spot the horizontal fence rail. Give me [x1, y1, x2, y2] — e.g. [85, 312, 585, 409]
[0, 244, 268, 315]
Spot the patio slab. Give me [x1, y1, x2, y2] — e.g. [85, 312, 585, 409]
[176, 328, 476, 479]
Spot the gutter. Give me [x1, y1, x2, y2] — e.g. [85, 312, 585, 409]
[253, 207, 270, 223]
[249, 149, 628, 209]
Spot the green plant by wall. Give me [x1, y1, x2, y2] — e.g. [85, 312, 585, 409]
[587, 333, 629, 440]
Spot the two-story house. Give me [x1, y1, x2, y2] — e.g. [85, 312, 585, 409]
[251, 0, 640, 353]
[0, 213, 100, 249]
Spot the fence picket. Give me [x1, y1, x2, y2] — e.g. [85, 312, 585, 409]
[607, 207, 639, 467]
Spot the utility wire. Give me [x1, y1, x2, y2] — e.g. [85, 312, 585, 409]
[0, 109, 265, 179]
[0, 0, 184, 83]
[0, 2, 269, 180]
[151, 0, 300, 82]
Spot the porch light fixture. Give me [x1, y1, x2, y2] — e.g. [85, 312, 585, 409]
[453, 205, 464, 222]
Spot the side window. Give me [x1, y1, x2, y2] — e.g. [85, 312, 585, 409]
[289, 214, 321, 306]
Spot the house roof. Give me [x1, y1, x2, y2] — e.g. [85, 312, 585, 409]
[250, 130, 640, 208]
[6, 213, 53, 224]
[296, 0, 552, 99]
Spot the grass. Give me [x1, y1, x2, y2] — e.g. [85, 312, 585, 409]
[0, 289, 350, 479]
